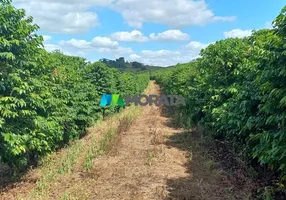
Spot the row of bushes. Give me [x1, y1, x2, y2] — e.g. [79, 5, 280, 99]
[0, 1, 149, 168]
[151, 6, 286, 181]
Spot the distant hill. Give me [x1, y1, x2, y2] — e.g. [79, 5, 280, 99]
[99, 57, 162, 73]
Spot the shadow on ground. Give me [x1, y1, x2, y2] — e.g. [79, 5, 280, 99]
[0, 164, 31, 194]
[161, 106, 253, 200]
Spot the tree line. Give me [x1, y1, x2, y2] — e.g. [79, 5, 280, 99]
[151, 6, 286, 188]
[0, 0, 149, 169]
[99, 57, 161, 72]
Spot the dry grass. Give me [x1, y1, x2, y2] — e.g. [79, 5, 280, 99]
[0, 81, 253, 200]
[150, 129, 165, 145]
[0, 105, 141, 200]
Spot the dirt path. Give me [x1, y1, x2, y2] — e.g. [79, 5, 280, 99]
[1, 81, 251, 200]
[83, 82, 189, 199]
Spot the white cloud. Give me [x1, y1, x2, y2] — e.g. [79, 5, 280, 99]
[43, 35, 52, 41]
[13, 0, 236, 33]
[128, 50, 180, 66]
[91, 37, 119, 48]
[44, 37, 209, 66]
[129, 54, 141, 60]
[44, 44, 62, 52]
[213, 16, 237, 22]
[43, 43, 86, 57]
[150, 30, 190, 41]
[265, 21, 273, 29]
[14, 1, 99, 34]
[60, 39, 91, 49]
[111, 29, 190, 42]
[111, 30, 149, 42]
[185, 41, 209, 50]
[110, 29, 190, 42]
[45, 36, 133, 58]
[128, 41, 210, 66]
[59, 37, 119, 50]
[224, 29, 253, 38]
[109, 0, 236, 28]
[97, 46, 134, 57]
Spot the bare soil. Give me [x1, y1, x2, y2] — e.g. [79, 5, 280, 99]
[0, 81, 252, 200]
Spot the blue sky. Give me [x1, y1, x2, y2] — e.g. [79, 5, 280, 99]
[14, 0, 286, 66]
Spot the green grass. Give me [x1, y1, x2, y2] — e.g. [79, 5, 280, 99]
[18, 105, 141, 200]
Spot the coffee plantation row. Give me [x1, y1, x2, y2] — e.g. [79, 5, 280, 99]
[151, 7, 286, 181]
[0, 0, 149, 168]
